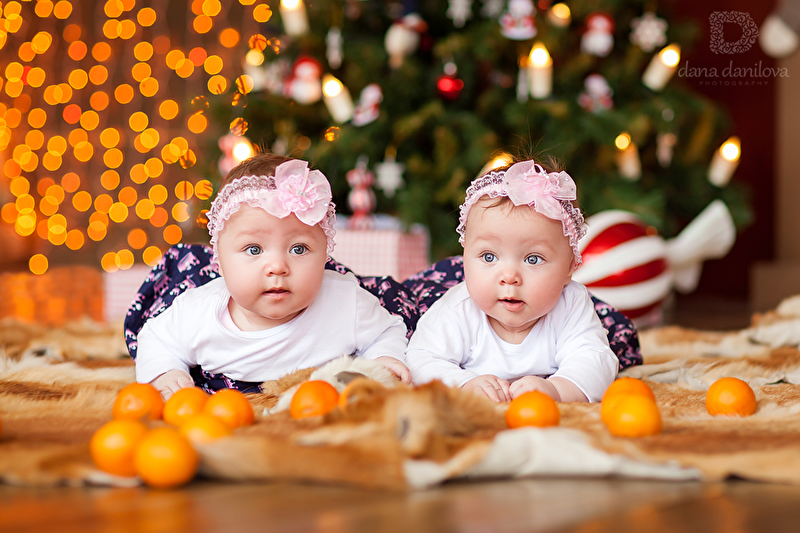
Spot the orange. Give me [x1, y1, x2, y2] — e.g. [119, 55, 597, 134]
[601, 377, 656, 425]
[90, 419, 149, 477]
[290, 380, 340, 419]
[202, 388, 255, 429]
[706, 377, 757, 417]
[112, 383, 164, 421]
[505, 391, 560, 428]
[604, 394, 662, 437]
[134, 426, 199, 489]
[179, 413, 233, 444]
[163, 387, 210, 427]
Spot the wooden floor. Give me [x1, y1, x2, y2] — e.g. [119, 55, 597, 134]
[4, 478, 800, 532]
[5, 295, 789, 533]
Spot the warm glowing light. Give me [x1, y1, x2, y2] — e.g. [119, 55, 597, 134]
[550, 3, 571, 24]
[117, 249, 135, 269]
[253, 4, 273, 23]
[89, 65, 109, 85]
[105, 0, 124, 18]
[1, 203, 17, 223]
[35, 0, 53, 17]
[175, 181, 194, 200]
[101, 169, 121, 190]
[140, 77, 159, 97]
[236, 75, 254, 94]
[27, 68, 46, 87]
[129, 111, 149, 132]
[54, 1, 73, 19]
[90, 91, 110, 111]
[101, 252, 118, 272]
[615, 133, 632, 150]
[245, 49, 264, 66]
[103, 19, 121, 39]
[72, 191, 92, 211]
[100, 128, 121, 148]
[138, 7, 157, 26]
[42, 153, 62, 171]
[95, 194, 113, 214]
[528, 45, 553, 70]
[62, 172, 80, 192]
[119, 186, 137, 206]
[80, 110, 100, 130]
[32, 32, 53, 54]
[194, 14, 213, 34]
[65, 229, 84, 250]
[68, 128, 88, 147]
[172, 202, 190, 222]
[28, 108, 47, 128]
[145, 157, 164, 177]
[26, 130, 44, 150]
[29, 254, 49, 275]
[204, 55, 223, 74]
[74, 140, 94, 161]
[188, 47, 208, 67]
[166, 49, 185, 70]
[660, 44, 681, 67]
[143, 246, 162, 266]
[150, 206, 168, 227]
[232, 139, 254, 162]
[132, 62, 152, 82]
[208, 75, 227, 94]
[163, 224, 183, 244]
[109, 202, 129, 223]
[136, 198, 155, 219]
[322, 74, 343, 97]
[721, 137, 741, 161]
[219, 28, 240, 48]
[114, 84, 134, 103]
[187, 113, 207, 134]
[195, 180, 213, 200]
[149, 184, 168, 205]
[128, 228, 147, 249]
[119, 20, 136, 40]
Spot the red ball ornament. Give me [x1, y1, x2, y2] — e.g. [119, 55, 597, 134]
[437, 74, 464, 100]
[573, 211, 670, 320]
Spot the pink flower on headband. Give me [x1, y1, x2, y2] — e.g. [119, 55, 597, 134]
[260, 159, 332, 226]
[502, 160, 577, 221]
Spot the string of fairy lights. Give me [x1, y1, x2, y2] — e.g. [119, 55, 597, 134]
[0, 0, 265, 275]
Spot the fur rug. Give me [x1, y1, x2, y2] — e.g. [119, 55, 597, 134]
[4, 298, 800, 490]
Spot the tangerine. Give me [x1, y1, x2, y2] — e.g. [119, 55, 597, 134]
[706, 377, 757, 417]
[179, 413, 233, 444]
[202, 388, 255, 429]
[163, 387, 210, 427]
[604, 394, 662, 437]
[134, 427, 199, 489]
[601, 377, 656, 425]
[505, 391, 560, 428]
[112, 383, 164, 421]
[89, 419, 149, 477]
[290, 380, 340, 419]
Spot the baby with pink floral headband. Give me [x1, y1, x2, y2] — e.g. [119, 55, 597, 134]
[406, 158, 618, 404]
[135, 153, 411, 399]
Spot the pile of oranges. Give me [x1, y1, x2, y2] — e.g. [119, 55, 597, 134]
[503, 375, 758, 439]
[91, 383, 255, 489]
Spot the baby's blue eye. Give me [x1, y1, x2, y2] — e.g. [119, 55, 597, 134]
[290, 244, 308, 255]
[525, 254, 543, 265]
[245, 245, 262, 256]
[481, 252, 497, 263]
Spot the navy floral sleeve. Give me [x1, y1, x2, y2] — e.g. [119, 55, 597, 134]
[124, 243, 419, 393]
[401, 256, 642, 371]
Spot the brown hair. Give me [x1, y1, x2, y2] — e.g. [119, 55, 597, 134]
[220, 152, 294, 188]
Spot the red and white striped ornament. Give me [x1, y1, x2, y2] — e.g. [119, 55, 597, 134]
[573, 200, 736, 322]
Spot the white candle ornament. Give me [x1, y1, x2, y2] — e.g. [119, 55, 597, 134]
[642, 43, 680, 91]
[708, 136, 740, 187]
[528, 42, 552, 99]
[615, 133, 641, 180]
[280, 0, 309, 37]
[322, 74, 354, 123]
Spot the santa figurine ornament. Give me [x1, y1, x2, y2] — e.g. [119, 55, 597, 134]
[385, 14, 427, 69]
[352, 84, 383, 126]
[581, 13, 615, 56]
[346, 157, 377, 229]
[499, 0, 537, 40]
[284, 56, 323, 104]
[578, 74, 614, 113]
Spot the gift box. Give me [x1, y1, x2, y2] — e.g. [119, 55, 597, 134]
[331, 223, 430, 281]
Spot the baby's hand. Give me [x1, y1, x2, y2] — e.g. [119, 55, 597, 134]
[463, 375, 511, 402]
[150, 369, 194, 400]
[374, 356, 412, 385]
[509, 376, 560, 402]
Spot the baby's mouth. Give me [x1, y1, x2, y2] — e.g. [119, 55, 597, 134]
[500, 297, 524, 310]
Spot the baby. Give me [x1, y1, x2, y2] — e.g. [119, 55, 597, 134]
[406, 159, 618, 403]
[135, 153, 411, 398]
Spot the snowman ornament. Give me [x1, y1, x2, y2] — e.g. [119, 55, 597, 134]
[581, 13, 615, 57]
[284, 57, 323, 104]
[385, 14, 426, 69]
[352, 84, 383, 126]
[499, 0, 537, 40]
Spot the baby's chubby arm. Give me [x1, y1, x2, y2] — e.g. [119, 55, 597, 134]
[351, 284, 411, 383]
[508, 375, 588, 402]
[150, 369, 194, 400]
[463, 375, 511, 402]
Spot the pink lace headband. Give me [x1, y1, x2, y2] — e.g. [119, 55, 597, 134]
[457, 160, 587, 266]
[206, 160, 337, 263]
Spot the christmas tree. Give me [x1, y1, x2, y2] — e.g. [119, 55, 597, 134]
[202, 0, 752, 259]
